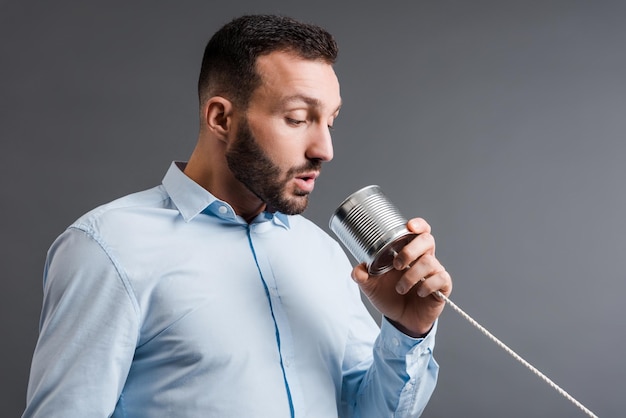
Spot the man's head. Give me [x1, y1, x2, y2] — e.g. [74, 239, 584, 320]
[189, 15, 341, 218]
[198, 14, 338, 108]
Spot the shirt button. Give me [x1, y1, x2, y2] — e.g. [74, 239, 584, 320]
[392, 337, 400, 347]
[218, 205, 228, 214]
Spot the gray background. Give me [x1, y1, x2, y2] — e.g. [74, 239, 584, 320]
[1, 1, 624, 417]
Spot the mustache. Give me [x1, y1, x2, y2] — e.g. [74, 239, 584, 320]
[287, 159, 323, 176]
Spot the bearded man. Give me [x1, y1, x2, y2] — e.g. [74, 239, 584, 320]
[23, 14, 452, 418]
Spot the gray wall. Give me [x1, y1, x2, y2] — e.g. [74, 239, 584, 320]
[2, 1, 624, 416]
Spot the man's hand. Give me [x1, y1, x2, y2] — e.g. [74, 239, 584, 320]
[351, 217, 452, 337]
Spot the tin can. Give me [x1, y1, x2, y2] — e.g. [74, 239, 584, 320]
[329, 185, 416, 275]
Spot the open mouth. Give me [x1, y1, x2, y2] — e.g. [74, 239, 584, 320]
[294, 172, 319, 193]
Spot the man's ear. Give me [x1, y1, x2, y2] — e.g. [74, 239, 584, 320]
[202, 97, 234, 142]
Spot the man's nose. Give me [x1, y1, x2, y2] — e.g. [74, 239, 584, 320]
[305, 124, 334, 162]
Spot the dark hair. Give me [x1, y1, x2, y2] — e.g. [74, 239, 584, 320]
[197, 15, 338, 108]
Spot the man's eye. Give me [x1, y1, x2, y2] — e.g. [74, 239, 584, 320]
[286, 118, 306, 126]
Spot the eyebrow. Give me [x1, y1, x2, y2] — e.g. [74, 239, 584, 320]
[280, 94, 342, 114]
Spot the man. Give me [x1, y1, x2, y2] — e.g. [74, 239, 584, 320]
[23, 15, 452, 417]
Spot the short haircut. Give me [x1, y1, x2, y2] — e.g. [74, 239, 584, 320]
[197, 15, 338, 108]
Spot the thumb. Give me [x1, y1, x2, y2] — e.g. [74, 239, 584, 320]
[351, 263, 370, 285]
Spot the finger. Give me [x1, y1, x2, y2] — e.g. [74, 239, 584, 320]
[407, 218, 431, 235]
[416, 269, 452, 298]
[393, 232, 436, 271]
[394, 253, 442, 294]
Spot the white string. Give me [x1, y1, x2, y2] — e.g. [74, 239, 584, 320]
[434, 290, 599, 418]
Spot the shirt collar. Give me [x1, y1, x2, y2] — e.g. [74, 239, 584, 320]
[162, 161, 290, 229]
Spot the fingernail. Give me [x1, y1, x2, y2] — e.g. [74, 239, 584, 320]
[395, 282, 406, 294]
[393, 257, 403, 270]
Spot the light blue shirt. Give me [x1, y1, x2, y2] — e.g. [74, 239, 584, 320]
[24, 162, 439, 418]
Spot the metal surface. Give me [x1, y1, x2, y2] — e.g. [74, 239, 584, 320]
[329, 185, 416, 275]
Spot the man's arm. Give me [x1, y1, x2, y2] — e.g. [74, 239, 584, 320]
[23, 227, 139, 417]
[342, 217, 451, 417]
[341, 313, 439, 418]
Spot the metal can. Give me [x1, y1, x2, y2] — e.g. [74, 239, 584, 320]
[329, 185, 416, 275]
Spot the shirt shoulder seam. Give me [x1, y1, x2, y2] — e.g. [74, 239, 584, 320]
[68, 224, 142, 319]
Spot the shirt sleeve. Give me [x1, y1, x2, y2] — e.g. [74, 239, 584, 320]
[23, 227, 140, 418]
[341, 311, 439, 418]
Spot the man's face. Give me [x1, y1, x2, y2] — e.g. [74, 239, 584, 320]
[225, 51, 342, 215]
[226, 117, 321, 214]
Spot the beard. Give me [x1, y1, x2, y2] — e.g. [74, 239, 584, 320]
[225, 117, 322, 215]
